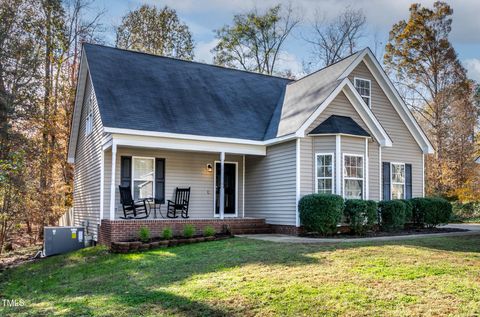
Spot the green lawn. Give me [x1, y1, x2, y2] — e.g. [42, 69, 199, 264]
[1, 236, 480, 317]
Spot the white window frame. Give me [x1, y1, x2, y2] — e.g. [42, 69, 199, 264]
[131, 156, 156, 200]
[315, 153, 334, 194]
[354, 77, 371, 107]
[85, 94, 94, 136]
[390, 162, 406, 200]
[342, 153, 364, 199]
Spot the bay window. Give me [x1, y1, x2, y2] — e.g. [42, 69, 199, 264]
[343, 154, 364, 199]
[316, 153, 334, 194]
[132, 157, 155, 200]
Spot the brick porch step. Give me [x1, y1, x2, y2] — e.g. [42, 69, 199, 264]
[227, 221, 270, 229]
[230, 226, 273, 235]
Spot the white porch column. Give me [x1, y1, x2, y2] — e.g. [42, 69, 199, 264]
[242, 155, 245, 218]
[219, 151, 225, 219]
[336, 135, 342, 195]
[295, 138, 301, 227]
[379, 145, 382, 200]
[100, 149, 104, 220]
[109, 141, 117, 220]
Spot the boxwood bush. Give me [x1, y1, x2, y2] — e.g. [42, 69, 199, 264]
[411, 197, 452, 228]
[344, 199, 378, 234]
[378, 200, 406, 231]
[397, 199, 413, 223]
[299, 194, 344, 235]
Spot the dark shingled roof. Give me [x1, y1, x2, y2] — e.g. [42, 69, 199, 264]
[84, 44, 292, 141]
[309, 115, 370, 137]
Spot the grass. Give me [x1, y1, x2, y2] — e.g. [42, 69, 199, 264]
[1, 236, 480, 316]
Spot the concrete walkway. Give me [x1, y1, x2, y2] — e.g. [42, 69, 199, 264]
[237, 223, 480, 244]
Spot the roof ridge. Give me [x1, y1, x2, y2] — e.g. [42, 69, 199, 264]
[83, 43, 293, 82]
[288, 49, 366, 86]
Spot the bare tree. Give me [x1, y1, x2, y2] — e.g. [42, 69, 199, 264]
[212, 4, 300, 75]
[115, 5, 194, 60]
[305, 7, 366, 68]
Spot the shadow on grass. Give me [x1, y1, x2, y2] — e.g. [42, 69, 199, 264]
[1, 234, 479, 316]
[309, 233, 480, 254]
[0, 238, 319, 316]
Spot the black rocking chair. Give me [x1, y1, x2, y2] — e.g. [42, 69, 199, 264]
[167, 187, 191, 219]
[118, 185, 150, 219]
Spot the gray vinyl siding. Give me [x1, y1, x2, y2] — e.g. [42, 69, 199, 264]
[73, 76, 103, 236]
[300, 135, 335, 196]
[299, 91, 380, 200]
[349, 62, 424, 197]
[307, 91, 371, 133]
[245, 140, 297, 225]
[102, 148, 244, 219]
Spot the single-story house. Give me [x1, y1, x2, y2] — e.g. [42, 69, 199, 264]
[67, 43, 433, 244]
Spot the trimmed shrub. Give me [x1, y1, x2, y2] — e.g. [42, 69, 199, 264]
[397, 199, 413, 223]
[299, 194, 344, 235]
[378, 200, 406, 231]
[344, 199, 378, 234]
[203, 225, 216, 237]
[162, 227, 173, 240]
[411, 197, 452, 228]
[138, 227, 150, 243]
[410, 197, 430, 225]
[183, 224, 196, 238]
[365, 200, 379, 227]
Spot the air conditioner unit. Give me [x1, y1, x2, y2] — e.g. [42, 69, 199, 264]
[43, 226, 85, 256]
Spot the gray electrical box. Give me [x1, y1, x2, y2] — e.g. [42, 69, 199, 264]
[44, 226, 85, 256]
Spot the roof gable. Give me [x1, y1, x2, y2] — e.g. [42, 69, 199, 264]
[341, 49, 433, 153]
[266, 52, 362, 139]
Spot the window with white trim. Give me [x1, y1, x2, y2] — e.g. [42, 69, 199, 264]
[354, 78, 371, 107]
[85, 94, 93, 135]
[316, 153, 334, 194]
[132, 157, 155, 200]
[391, 163, 405, 199]
[343, 154, 364, 199]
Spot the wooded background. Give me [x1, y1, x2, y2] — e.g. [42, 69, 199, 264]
[1, 0, 478, 252]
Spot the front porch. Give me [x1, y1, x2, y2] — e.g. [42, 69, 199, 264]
[100, 133, 267, 222]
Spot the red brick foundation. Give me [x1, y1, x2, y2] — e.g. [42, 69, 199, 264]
[269, 224, 304, 235]
[98, 218, 267, 246]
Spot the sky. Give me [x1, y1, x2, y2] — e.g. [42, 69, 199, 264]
[86, 0, 480, 81]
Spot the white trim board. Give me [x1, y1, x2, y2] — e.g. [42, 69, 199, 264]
[295, 138, 301, 227]
[111, 134, 266, 156]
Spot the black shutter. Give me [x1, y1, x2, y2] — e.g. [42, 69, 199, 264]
[120, 156, 132, 187]
[155, 158, 165, 204]
[405, 163, 412, 199]
[382, 162, 391, 200]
